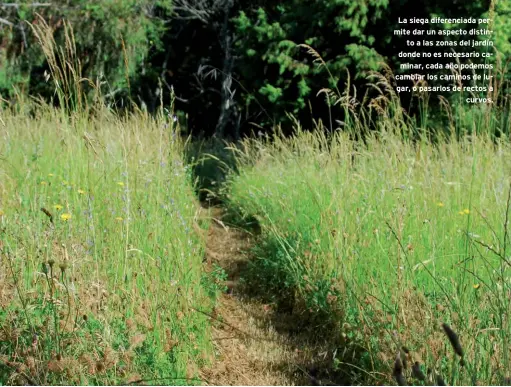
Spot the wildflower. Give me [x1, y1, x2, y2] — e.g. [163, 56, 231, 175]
[61, 213, 72, 221]
[463, 209, 470, 214]
[77, 189, 85, 194]
[40, 181, 47, 186]
[117, 181, 124, 187]
[48, 173, 54, 177]
[53, 204, 63, 211]
[459, 211, 465, 215]
[473, 283, 480, 289]
[437, 202, 444, 207]
[115, 217, 123, 222]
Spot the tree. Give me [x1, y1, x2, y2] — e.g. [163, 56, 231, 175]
[170, 0, 237, 138]
[231, 0, 389, 133]
[0, 0, 164, 104]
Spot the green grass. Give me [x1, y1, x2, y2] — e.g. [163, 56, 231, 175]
[2, 11, 511, 385]
[225, 116, 511, 384]
[0, 105, 216, 385]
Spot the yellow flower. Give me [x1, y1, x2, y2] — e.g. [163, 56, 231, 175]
[115, 217, 123, 221]
[40, 181, 47, 185]
[463, 209, 470, 214]
[473, 283, 480, 289]
[117, 181, 124, 187]
[53, 204, 63, 211]
[77, 189, 86, 195]
[48, 173, 54, 177]
[60, 213, 72, 221]
[459, 211, 465, 215]
[436, 202, 444, 207]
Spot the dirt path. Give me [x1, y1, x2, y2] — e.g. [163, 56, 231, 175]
[198, 206, 319, 386]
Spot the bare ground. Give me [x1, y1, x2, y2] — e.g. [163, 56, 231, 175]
[198, 206, 329, 386]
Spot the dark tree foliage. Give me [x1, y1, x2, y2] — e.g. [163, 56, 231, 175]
[0, 0, 508, 137]
[0, 1, 164, 103]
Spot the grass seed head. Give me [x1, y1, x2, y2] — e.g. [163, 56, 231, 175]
[436, 374, 447, 386]
[393, 352, 407, 386]
[96, 361, 105, 373]
[412, 361, 426, 381]
[442, 323, 464, 357]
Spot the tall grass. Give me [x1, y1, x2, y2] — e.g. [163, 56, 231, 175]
[225, 67, 511, 384]
[0, 18, 217, 385]
[0, 103, 217, 385]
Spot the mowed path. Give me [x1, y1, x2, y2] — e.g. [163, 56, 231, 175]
[198, 206, 316, 386]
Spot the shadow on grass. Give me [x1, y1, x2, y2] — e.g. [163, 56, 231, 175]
[208, 205, 375, 386]
[183, 137, 238, 205]
[239, 237, 374, 385]
[186, 139, 377, 385]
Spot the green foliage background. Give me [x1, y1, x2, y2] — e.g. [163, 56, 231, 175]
[0, 0, 168, 100]
[0, 0, 509, 134]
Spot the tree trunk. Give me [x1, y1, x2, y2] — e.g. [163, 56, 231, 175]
[214, 0, 234, 138]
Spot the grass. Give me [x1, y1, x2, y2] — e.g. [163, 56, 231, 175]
[223, 73, 511, 384]
[2, 7, 511, 385]
[0, 105, 218, 385]
[0, 18, 222, 386]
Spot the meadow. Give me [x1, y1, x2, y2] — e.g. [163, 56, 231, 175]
[0, 105, 219, 385]
[1, 14, 511, 386]
[223, 82, 511, 384]
[1, 83, 510, 387]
